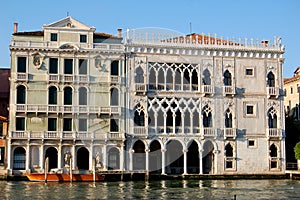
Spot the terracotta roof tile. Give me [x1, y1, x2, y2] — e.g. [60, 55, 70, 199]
[13, 31, 44, 36]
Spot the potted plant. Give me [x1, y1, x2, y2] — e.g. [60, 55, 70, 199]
[293, 142, 300, 170]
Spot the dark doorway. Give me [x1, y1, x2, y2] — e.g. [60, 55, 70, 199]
[45, 147, 58, 171]
[77, 147, 89, 170]
[133, 140, 145, 170]
[202, 141, 214, 174]
[187, 140, 199, 174]
[166, 140, 183, 174]
[149, 140, 162, 173]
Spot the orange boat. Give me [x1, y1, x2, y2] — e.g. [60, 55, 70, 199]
[27, 173, 105, 182]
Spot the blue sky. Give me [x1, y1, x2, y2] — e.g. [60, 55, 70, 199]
[1, 0, 299, 77]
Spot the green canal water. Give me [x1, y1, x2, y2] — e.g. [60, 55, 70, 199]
[0, 179, 299, 199]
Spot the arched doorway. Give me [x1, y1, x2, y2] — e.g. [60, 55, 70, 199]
[187, 140, 199, 174]
[202, 141, 214, 174]
[108, 147, 120, 170]
[45, 147, 58, 171]
[133, 140, 145, 170]
[13, 147, 26, 170]
[149, 140, 162, 173]
[166, 140, 183, 174]
[77, 147, 89, 170]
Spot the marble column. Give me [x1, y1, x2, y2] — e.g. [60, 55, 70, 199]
[161, 148, 166, 175]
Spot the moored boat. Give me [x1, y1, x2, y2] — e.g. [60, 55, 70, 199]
[27, 173, 105, 182]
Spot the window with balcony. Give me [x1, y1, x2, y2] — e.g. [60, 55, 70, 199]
[16, 117, 25, 131]
[80, 34, 87, 43]
[16, 85, 26, 104]
[134, 105, 145, 126]
[110, 117, 119, 132]
[110, 87, 119, 106]
[225, 109, 232, 128]
[64, 87, 72, 105]
[135, 67, 144, 83]
[223, 70, 232, 86]
[48, 86, 57, 105]
[49, 58, 58, 74]
[50, 33, 58, 41]
[79, 118, 87, 131]
[111, 60, 119, 76]
[17, 57, 26, 73]
[268, 107, 277, 128]
[267, 72, 275, 87]
[202, 69, 211, 85]
[64, 59, 73, 74]
[202, 105, 212, 127]
[79, 59, 87, 75]
[48, 118, 57, 131]
[79, 87, 87, 105]
[63, 118, 72, 131]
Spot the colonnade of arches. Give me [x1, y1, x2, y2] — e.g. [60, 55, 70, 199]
[129, 139, 216, 174]
[11, 146, 121, 172]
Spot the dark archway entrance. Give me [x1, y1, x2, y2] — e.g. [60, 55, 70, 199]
[108, 147, 120, 170]
[166, 140, 183, 174]
[187, 140, 199, 174]
[149, 140, 162, 173]
[13, 147, 26, 170]
[77, 147, 89, 170]
[202, 141, 214, 174]
[45, 147, 58, 171]
[133, 140, 145, 170]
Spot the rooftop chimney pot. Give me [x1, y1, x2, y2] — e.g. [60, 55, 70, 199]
[117, 28, 122, 38]
[14, 22, 18, 33]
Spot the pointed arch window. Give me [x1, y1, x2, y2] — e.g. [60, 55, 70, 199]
[223, 70, 232, 86]
[225, 109, 233, 128]
[48, 86, 57, 105]
[267, 72, 275, 87]
[202, 105, 212, 127]
[268, 107, 277, 128]
[134, 104, 145, 126]
[202, 69, 211, 85]
[135, 67, 144, 83]
[16, 85, 26, 104]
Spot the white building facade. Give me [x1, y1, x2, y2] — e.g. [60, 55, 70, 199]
[8, 17, 126, 174]
[7, 18, 286, 175]
[124, 29, 286, 174]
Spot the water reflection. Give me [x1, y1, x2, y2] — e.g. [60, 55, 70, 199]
[0, 179, 300, 199]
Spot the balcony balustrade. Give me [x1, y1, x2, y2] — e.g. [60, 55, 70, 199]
[10, 131, 123, 140]
[267, 128, 281, 138]
[267, 87, 279, 98]
[223, 128, 236, 139]
[223, 85, 235, 96]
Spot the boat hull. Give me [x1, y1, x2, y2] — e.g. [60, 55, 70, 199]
[27, 173, 105, 182]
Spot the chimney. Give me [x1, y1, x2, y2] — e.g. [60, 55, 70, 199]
[14, 22, 18, 33]
[117, 28, 122, 38]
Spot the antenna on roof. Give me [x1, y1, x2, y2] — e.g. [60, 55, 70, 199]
[190, 22, 192, 34]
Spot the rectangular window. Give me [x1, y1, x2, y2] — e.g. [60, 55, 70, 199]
[0, 121, 3, 136]
[80, 34, 87, 43]
[110, 118, 119, 132]
[48, 118, 57, 131]
[16, 118, 25, 131]
[17, 57, 26, 73]
[64, 59, 73, 74]
[246, 105, 254, 115]
[79, 59, 87, 74]
[51, 33, 58, 41]
[49, 58, 58, 74]
[0, 147, 4, 164]
[248, 139, 257, 148]
[63, 118, 72, 131]
[245, 68, 253, 76]
[79, 118, 87, 131]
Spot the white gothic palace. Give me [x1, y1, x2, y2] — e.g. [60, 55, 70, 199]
[7, 17, 286, 175]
